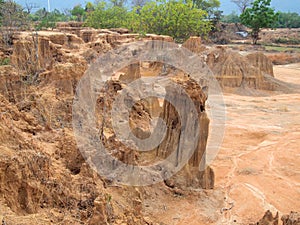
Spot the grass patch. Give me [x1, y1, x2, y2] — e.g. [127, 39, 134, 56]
[264, 45, 300, 53]
[0, 58, 10, 66]
[273, 37, 300, 45]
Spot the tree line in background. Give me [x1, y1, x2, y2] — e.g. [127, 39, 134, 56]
[223, 11, 300, 29]
[0, 0, 299, 44]
[0, 0, 221, 42]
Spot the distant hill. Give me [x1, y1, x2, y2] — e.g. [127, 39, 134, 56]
[14, 0, 300, 15]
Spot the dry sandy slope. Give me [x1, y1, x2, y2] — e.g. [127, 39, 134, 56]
[211, 63, 300, 224]
[132, 64, 300, 225]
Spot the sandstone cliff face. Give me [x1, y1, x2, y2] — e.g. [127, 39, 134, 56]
[11, 36, 53, 74]
[95, 72, 213, 190]
[119, 62, 141, 83]
[246, 52, 274, 77]
[0, 65, 21, 103]
[0, 90, 148, 225]
[165, 36, 286, 92]
[155, 77, 214, 189]
[206, 47, 263, 88]
[282, 212, 300, 225]
[250, 211, 300, 225]
[0, 29, 175, 224]
[204, 46, 276, 90]
[250, 210, 279, 225]
[182, 36, 206, 53]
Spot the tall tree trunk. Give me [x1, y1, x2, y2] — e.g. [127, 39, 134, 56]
[252, 30, 259, 44]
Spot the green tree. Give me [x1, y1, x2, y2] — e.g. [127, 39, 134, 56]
[85, 2, 95, 13]
[132, 0, 149, 9]
[276, 11, 300, 28]
[85, 0, 212, 42]
[31, 8, 70, 30]
[110, 0, 127, 7]
[30, 7, 47, 21]
[190, 0, 220, 19]
[221, 11, 240, 23]
[136, 0, 212, 42]
[191, 0, 220, 10]
[70, 4, 86, 22]
[85, 2, 130, 28]
[240, 0, 278, 44]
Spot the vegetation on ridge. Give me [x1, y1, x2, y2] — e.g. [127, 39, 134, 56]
[0, 0, 299, 44]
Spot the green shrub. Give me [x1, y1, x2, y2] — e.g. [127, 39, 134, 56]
[0, 58, 10, 66]
[85, 0, 212, 42]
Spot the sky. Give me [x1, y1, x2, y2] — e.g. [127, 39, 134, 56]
[15, 0, 300, 14]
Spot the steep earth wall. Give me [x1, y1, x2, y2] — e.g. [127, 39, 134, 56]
[0, 27, 214, 224]
[0, 24, 296, 224]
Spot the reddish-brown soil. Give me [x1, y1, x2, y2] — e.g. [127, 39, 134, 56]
[0, 27, 299, 224]
[211, 63, 300, 224]
[144, 63, 300, 225]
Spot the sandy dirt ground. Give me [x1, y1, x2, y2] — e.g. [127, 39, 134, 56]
[139, 63, 300, 225]
[211, 63, 300, 224]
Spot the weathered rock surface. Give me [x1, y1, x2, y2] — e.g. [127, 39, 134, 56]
[205, 47, 264, 88]
[267, 52, 300, 65]
[250, 211, 300, 225]
[56, 22, 173, 46]
[0, 29, 178, 224]
[282, 212, 300, 225]
[155, 77, 214, 189]
[246, 52, 274, 77]
[119, 62, 141, 83]
[182, 36, 206, 53]
[203, 46, 279, 91]
[250, 210, 279, 225]
[0, 90, 149, 224]
[95, 73, 213, 190]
